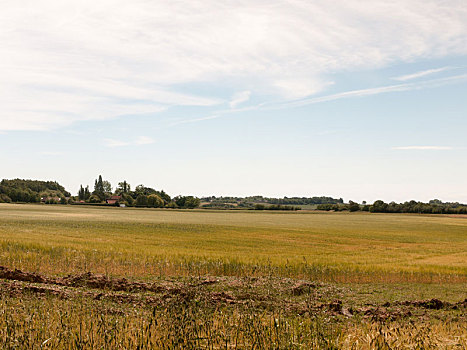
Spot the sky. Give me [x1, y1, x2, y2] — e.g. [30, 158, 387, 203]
[1, 0, 466, 203]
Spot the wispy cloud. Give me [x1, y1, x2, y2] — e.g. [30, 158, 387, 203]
[188, 73, 467, 127]
[39, 151, 63, 156]
[262, 74, 467, 110]
[169, 115, 219, 127]
[229, 91, 251, 108]
[104, 136, 155, 147]
[135, 136, 155, 145]
[0, 0, 466, 131]
[392, 146, 453, 150]
[392, 67, 453, 81]
[103, 138, 130, 148]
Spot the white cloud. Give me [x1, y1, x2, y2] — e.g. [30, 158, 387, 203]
[263, 74, 467, 110]
[1, 0, 466, 131]
[169, 115, 219, 127]
[229, 91, 251, 108]
[392, 67, 453, 81]
[39, 151, 63, 156]
[195, 73, 467, 124]
[103, 138, 130, 148]
[392, 146, 453, 150]
[104, 136, 155, 147]
[135, 136, 155, 145]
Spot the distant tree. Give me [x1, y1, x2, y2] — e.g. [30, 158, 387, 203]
[165, 201, 178, 209]
[84, 186, 91, 200]
[158, 190, 171, 204]
[135, 194, 148, 207]
[78, 185, 85, 200]
[174, 196, 200, 209]
[132, 184, 171, 204]
[122, 193, 134, 206]
[134, 185, 154, 196]
[45, 197, 58, 204]
[89, 194, 101, 203]
[254, 204, 266, 210]
[370, 200, 389, 213]
[348, 201, 360, 212]
[93, 175, 107, 201]
[0, 179, 68, 203]
[147, 194, 164, 208]
[185, 196, 200, 209]
[0, 194, 11, 203]
[431, 206, 443, 214]
[317, 203, 340, 211]
[78, 184, 90, 201]
[116, 181, 130, 195]
[95, 176, 103, 191]
[103, 180, 112, 195]
[387, 201, 401, 213]
[174, 196, 185, 208]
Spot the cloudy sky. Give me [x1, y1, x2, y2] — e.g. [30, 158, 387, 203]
[1, 0, 466, 203]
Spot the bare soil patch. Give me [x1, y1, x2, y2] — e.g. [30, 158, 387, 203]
[0, 265, 464, 322]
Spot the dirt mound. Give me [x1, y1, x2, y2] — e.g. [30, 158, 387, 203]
[192, 278, 219, 287]
[328, 300, 343, 312]
[409, 298, 445, 309]
[356, 306, 412, 321]
[210, 291, 237, 304]
[0, 266, 177, 294]
[0, 280, 69, 299]
[0, 266, 48, 284]
[57, 272, 157, 292]
[0, 266, 464, 319]
[400, 298, 467, 310]
[291, 282, 316, 296]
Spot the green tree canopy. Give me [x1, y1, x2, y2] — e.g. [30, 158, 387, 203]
[135, 194, 148, 207]
[116, 181, 131, 195]
[0, 179, 69, 203]
[147, 194, 164, 208]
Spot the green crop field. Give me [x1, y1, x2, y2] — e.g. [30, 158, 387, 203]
[0, 203, 465, 348]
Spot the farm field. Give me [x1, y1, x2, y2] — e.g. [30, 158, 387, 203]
[0, 203, 466, 348]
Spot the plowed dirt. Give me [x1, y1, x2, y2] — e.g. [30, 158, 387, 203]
[0, 265, 464, 321]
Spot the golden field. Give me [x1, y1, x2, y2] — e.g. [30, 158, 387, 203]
[0, 203, 465, 282]
[0, 203, 465, 349]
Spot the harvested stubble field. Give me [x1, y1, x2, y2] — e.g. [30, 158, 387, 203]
[0, 203, 465, 348]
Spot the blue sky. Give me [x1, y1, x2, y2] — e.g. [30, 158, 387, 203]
[1, 0, 466, 203]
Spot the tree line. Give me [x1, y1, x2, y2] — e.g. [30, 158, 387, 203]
[317, 199, 467, 214]
[200, 195, 343, 209]
[1, 178, 466, 214]
[77, 175, 200, 209]
[0, 176, 200, 209]
[254, 204, 301, 211]
[0, 179, 70, 204]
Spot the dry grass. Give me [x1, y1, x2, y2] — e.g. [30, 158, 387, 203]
[0, 291, 465, 349]
[0, 203, 466, 348]
[0, 203, 465, 283]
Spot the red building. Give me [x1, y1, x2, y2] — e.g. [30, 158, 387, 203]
[106, 195, 122, 205]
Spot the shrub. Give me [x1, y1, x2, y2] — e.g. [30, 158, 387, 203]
[136, 194, 148, 207]
[0, 194, 12, 203]
[88, 195, 101, 203]
[147, 194, 164, 208]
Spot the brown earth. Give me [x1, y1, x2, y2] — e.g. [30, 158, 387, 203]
[0, 265, 465, 322]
